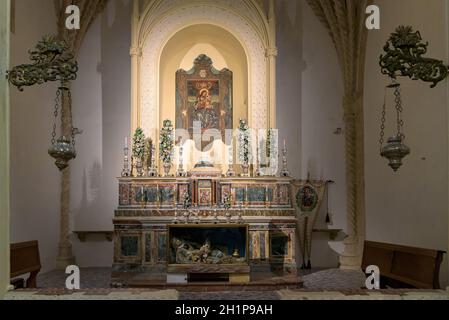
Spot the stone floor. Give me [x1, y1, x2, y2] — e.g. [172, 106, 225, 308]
[4, 267, 448, 300]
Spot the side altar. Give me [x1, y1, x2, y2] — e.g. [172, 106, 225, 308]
[112, 172, 298, 286]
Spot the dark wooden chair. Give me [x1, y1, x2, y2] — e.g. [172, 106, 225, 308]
[10, 241, 41, 289]
[362, 241, 445, 289]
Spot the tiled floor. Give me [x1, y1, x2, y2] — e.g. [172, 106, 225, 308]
[35, 267, 333, 290]
[37, 267, 111, 289]
[4, 267, 447, 300]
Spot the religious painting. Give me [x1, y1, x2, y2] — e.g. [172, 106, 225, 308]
[176, 54, 233, 149]
[197, 179, 212, 206]
[296, 185, 318, 212]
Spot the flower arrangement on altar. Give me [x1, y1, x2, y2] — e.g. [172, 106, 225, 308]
[160, 119, 175, 176]
[132, 127, 146, 176]
[238, 119, 251, 176]
[132, 127, 146, 158]
[265, 128, 278, 176]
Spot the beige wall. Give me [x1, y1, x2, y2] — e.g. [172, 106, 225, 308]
[296, 0, 346, 267]
[364, 0, 449, 287]
[9, 0, 60, 274]
[70, 0, 131, 267]
[0, 0, 10, 299]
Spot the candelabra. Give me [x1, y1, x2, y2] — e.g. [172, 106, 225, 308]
[255, 141, 263, 177]
[176, 141, 187, 177]
[226, 143, 236, 177]
[280, 140, 290, 177]
[130, 155, 135, 177]
[147, 144, 158, 177]
[121, 138, 131, 177]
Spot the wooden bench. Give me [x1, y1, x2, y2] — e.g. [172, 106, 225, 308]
[362, 241, 445, 289]
[10, 241, 41, 289]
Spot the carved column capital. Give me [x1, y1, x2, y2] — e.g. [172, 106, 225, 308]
[265, 47, 278, 58]
[130, 46, 142, 57]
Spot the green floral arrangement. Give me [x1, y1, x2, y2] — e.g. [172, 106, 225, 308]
[266, 129, 273, 159]
[132, 127, 146, 159]
[159, 119, 174, 163]
[238, 119, 250, 164]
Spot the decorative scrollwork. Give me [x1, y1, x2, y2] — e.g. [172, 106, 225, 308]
[7, 35, 78, 91]
[380, 26, 449, 88]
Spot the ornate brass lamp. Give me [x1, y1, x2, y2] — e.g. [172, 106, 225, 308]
[49, 136, 77, 171]
[379, 26, 449, 171]
[378, 82, 410, 172]
[7, 35, 79, 171]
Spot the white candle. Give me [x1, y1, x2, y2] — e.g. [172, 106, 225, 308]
[229, 142, 233, 165]
[125, 137, 128, 149]
[284, 139, 286, 151]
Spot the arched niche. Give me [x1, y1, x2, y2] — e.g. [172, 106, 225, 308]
[131, 0, 277, 142]
[159, 24, 248, 133]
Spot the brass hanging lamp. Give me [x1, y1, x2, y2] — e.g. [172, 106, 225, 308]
[48, 85, 77, 170]
[7, 35, 79, 171]
[379, 26, 449, 171]
[379, 81, 410, 172]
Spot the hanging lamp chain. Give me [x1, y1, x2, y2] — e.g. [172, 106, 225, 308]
[67, 88, 76, 148]
[393, 84, 405, 140]
[51, 88, 62, 146]
[379, 87, 387, 152]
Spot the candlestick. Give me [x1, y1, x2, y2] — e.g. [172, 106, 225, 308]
[121, 137, 131, 177]
[226, 141, 236, 177]
[147, 143, 158, 177]
[255, 132, 263, 177]
[176, 139, 186, 177]
[280, 139, 290, 177]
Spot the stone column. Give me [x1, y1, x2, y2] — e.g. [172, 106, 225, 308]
[130, 0, 141, 134]
[0, 0, 11, 297]
[339, 94, 366, 270]
[267, 0, 277, 129]
[56, 90, 75, 269]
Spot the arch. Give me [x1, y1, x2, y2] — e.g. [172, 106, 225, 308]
[131, 0, 276, 140]
[159, 24, 248, 134]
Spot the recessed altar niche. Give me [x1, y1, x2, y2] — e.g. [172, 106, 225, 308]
[159, 24, 248, 172]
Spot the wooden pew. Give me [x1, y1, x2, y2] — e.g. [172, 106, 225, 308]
[10, 241, 41, 289]
[362, 241, 445, 289]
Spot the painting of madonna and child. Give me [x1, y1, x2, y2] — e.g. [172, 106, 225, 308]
[176, 54, 234, 168]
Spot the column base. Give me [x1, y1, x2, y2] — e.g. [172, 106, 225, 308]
[339, 236, 363, 271]
[56, 256, 76, 270]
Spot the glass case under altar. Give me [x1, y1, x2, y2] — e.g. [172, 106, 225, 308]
[168, 225, 248, 265]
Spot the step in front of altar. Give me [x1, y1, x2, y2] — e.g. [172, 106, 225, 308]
[167, 264, 250, 274]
